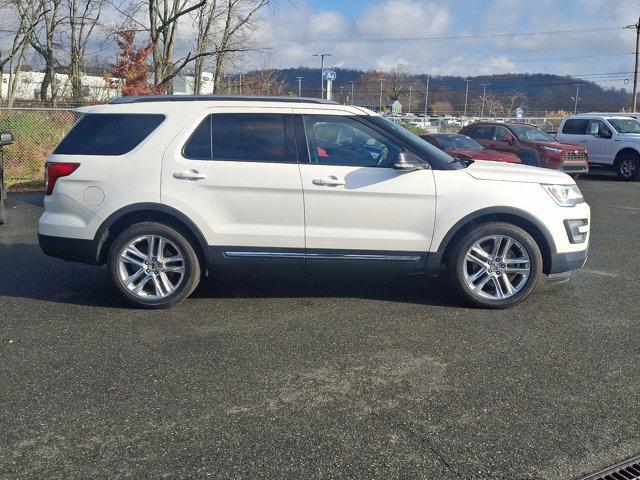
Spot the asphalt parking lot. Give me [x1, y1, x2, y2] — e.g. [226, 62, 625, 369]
[1, 171, 639, 480]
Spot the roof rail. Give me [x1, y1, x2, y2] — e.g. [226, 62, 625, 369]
[110, 95, 339, 105]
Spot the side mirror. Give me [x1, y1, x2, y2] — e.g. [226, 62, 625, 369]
[0, 132, 14, 146]
[500, 134, 515, 145]
[393, 151, 428, 171]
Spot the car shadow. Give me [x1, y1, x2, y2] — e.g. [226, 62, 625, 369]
[0, 243, 463, 309]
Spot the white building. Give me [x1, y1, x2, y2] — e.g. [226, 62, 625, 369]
[0, 71, 121, 102]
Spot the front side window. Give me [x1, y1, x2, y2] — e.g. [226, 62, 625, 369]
[493, 126, 512, 141]
[437, 135, 483, 150]
[54, 113, 164, 155]
[561, 119, 589, 135]
[183, 113, 289, 162]
[303, 115, 402, 167]
[587, 120, 612, 137]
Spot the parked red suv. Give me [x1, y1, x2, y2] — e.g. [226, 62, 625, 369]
[459, 122, 588, 175]
[420, 133, 521, 164]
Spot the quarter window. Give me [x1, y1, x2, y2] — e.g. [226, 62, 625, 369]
[562, 119, 589, 135]
[54, 113, 164, 155]
[303, 115, 402, 167]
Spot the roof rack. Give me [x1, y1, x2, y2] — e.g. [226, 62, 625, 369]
[110, 95, 338, 105]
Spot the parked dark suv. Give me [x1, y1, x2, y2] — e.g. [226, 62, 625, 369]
[459, 122, 588, 175]
[0, 131, 14, 224]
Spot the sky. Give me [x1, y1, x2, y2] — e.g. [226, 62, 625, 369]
[241, 0, 640, 89]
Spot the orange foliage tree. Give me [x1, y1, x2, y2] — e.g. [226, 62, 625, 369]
[109, 30, 162, 96]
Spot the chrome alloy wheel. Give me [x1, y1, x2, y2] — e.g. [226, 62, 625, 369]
[620, 158, 638, 178]
[117, 235, 186, 300]
[463, 235, 531, 300]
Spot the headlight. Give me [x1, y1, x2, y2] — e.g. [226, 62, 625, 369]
[541, 145, 562, 154]
[542, 184, 585, 206]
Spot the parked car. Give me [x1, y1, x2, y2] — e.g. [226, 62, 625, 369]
[556, 113, 640, 180]
[420, 133, 522, 164]
[38, 95, 590, 309]
[0, 131, 14, 225]
[460, 122, 589, 176]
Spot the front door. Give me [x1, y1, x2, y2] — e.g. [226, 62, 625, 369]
[295, 112, 437, 272]
[162, 107, 305, 271]
[584, 119, 614, 164]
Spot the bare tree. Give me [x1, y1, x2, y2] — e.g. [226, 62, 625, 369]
[242, 63, 283, 95]
[66, 0, 106, 101]
[31, 0, 65, 104]
[0, 0, 43, 105]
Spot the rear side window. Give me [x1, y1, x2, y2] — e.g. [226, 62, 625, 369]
[54, 113, 164, 155]
[562, 119, 589, 135]
[183, 113, 290, 163]
[466, 125, 493, 140]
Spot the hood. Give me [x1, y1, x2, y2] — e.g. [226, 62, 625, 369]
[616, 133, 640, 141]
[449, 148, 521, 163]
[466, 160, 574, 184]
[545, 141, 588, 153]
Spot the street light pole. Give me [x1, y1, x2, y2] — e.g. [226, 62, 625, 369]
[296, 76, 303, 97]
[424, 74, 430, 116]
[379, 79, 386, 112]
[574, 84, 581, 114]
[464, 78, 471, 117]
[349, 81, 356, 105]
[313, 53, 332, 99]
[408, 84, 412, 114]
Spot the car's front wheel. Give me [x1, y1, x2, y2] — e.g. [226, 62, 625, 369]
[449, 222, 543, 308]
[107, 222, 201, 308]
[615, 152, 640, 181]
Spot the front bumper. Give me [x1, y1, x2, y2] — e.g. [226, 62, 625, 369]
[548, 248, 588, 274]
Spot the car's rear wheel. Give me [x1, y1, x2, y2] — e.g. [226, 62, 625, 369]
[448, 222, 543, 308]
[107, 222, 201, 308]
[615, 153, 640, 181]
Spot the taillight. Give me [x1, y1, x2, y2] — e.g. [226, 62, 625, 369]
[45, 162, 80, 195]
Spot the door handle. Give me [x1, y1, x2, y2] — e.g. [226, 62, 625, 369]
[173, 169, 207, 180]
[313, 176, 345, 187]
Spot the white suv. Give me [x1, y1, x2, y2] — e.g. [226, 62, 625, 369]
[556, 113, 640, 180]
[38, 96, 590, 309]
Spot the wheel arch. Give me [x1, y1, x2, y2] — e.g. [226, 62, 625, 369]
[614, 146, 640, 164]
[94, 203, 213, 271]
[436, 207, 556, 274]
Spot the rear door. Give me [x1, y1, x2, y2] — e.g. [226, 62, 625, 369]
[294, 111, 436, 272]
[161, 107, 305, 271]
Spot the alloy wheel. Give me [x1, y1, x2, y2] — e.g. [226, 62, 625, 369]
[463, 234, 531, 300]
[620, 158, 638, 178]
[117, 235, 186, 300]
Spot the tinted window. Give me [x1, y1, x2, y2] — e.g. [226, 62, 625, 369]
[436, 135, 483, 150]
[183, 115, 212, 159]
[54, 114, 164, 155]
[562, 119, 589, 135]
[304, 115, 402, 167]
[466, 125, 493, 140]
[493, 126, 511, 141]
[213, 114, 288, 162]
[511, 125, 556, 142]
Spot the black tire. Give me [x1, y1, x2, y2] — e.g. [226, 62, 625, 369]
[448, 222, 543, 309]
[614, 152, 640, 181]
[107, 222, 201, 309]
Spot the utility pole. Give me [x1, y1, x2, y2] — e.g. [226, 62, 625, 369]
[481, 83, 490, 118]
[424, 74, 430, 116]
[464, 78, 471, 117]
[573, 84, 581, 114]
[625, 17, 640, 111]
[349, 81, 356, 105]
[239, 73, 242, 95]
[313, 53, 332, 99]
[296, 76, 303, 97]
[379, 78, 386, 112]
[408, 84, 413, 114]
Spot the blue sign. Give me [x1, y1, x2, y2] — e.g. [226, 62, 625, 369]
[323, 70, 336, 81]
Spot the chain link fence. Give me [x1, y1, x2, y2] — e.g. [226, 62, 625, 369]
[0, 108, 80, 190]
[0, 107, 566, 191]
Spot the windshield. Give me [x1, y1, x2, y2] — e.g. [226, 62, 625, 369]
[607, 118, 640, 134]
[368, 116, 459, 166]
[511, 125, 555, 142]
[436, 135, 483, 150]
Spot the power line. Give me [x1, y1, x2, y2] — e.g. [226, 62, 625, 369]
[255, 25, 624, 44]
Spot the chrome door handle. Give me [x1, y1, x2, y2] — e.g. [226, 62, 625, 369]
[313, 176, 345, 187]
[173, 169, 207, 180]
